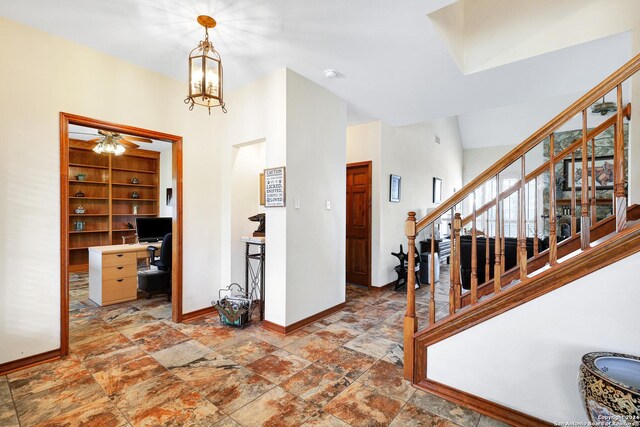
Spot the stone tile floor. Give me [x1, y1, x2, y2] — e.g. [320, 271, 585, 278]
[0, 271, 508, 427]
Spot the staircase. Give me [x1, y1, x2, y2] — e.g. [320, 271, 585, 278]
[403, 53, 640, 425]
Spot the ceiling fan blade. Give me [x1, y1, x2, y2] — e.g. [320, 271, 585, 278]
[122, 135, 153, 143]
[69, 131, 100, 136]
[87, 137, 102, 143]
[118, 139, 140, 149]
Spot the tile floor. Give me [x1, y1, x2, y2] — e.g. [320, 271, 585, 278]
[0, 271, 508, 427]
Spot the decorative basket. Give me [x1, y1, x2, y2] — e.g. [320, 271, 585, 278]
[212, 283, 252, 327]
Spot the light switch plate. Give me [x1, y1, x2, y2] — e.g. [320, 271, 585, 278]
[325, 200, 331, 210]
[295, 199, 300, 209]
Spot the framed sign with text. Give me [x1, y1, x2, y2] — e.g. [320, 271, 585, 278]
[264, 166, 286, 207]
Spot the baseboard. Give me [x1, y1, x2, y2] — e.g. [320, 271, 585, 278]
[373, 281, 396, 291]
[0, 349, 61, 376]
[262, 320, 286, 334]
[182, 306, 217, 322]
[415, 379, 552, 427]
[262, 302, 347, 335]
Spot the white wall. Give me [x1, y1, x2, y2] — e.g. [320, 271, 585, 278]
[215, 70, 288, 326]
[159, 148, 173, 218]
[427, 251, 640, 422]
[629, 26, 640, 205]
[462, 145, 513, 185]
[346, 118, 464, 287]
[285, 70, 347, 324]
[215, 69, 347, 327]
[379, 119, 463, 286]
[458, 92, 585, 150]
[230, 141, 265, 285]
[0, 17, 220, 363]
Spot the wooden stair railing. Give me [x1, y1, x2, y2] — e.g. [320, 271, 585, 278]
[459, 204, 640, 308]
[414, 223, 640, 426]
[403, 52, 640, 382]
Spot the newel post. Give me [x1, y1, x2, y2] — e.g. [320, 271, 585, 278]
[403, 211, 417, 381]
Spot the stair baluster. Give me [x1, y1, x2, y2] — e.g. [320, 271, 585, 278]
[429, 236, 436, 325]
[591, 139, 597, 225]
[581, 110, 591, 249]
[485, 213, 490, 283]
[615, 84, 627, 232]
[493, 173, 502, 293]
[452, 213, 462, 310]
[549, 133, 558, 266]
[533, 177, 539, 256]
[471, 192, 478, 304]
[448, 207, 456, 315]
[571, 153, 577, 236]
[518, 156, 528, 281]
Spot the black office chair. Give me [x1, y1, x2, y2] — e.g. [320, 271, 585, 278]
[147, 233, 172, 271]
[137, 233, 172, 301]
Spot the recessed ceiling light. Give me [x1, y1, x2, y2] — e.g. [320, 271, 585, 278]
[323, 69, 338, 79]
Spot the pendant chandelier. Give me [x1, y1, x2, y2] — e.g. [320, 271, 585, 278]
[93, 134, 125, 156]
[185, 15, 226, 114]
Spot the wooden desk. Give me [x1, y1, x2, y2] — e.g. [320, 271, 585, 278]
[89, 242, 161, 306]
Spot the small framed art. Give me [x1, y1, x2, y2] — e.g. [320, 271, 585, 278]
[389, 174, 401, 202]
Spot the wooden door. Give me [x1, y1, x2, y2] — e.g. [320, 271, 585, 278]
[346, 162, 372, 287]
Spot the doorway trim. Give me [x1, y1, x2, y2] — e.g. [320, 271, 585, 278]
[59, 112, 184, 356]
[346, 161, 372, 289]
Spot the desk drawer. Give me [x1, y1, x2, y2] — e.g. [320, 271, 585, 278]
[103, 264, 137, 280]
[103, 252, 136, 267]
[103, 276, 137, 303]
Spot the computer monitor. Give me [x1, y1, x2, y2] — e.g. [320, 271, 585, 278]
[135, 217, 172, 243]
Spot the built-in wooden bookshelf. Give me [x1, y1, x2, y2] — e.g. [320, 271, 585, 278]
[68, 140, 160, 272]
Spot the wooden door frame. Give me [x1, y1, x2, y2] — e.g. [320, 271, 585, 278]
[59, 112, 184, 356]
[346, 161, 372, 288]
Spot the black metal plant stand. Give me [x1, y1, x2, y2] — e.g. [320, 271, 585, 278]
[391, 244, 420, 291]
[245, 241, 266, 321]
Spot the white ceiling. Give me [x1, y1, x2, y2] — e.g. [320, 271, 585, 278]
[430, 0, 640, 75]
[0, 1, 635, 136]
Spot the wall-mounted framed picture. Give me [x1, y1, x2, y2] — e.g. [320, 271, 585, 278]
[562, 155, 614, 191]
[264, 166, 286, 207]
[166, 188, 173, 206]
[389, 174, 401, 202]
[433, 177, 442, 203]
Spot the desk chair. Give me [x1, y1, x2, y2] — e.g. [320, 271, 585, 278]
[137, 233, 172, 301]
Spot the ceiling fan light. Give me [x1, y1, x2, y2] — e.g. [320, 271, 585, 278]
[92, 133, 126, 156]
[591, 96, 617, 116]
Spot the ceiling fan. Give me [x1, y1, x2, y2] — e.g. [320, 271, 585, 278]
[70, 129, 153, 155]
